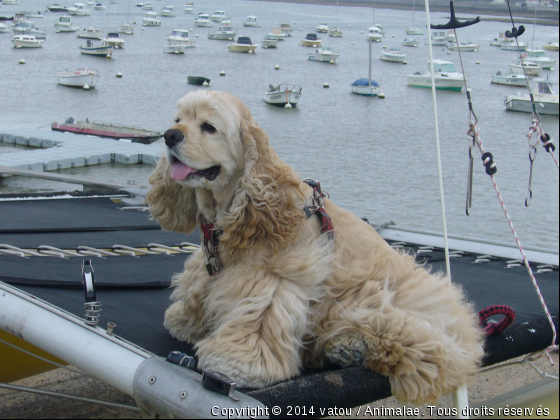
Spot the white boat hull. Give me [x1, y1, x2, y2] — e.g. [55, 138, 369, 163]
[367, 35, 383, 42]
[505, 95, 559, 115]
[77, 29, 103, 39]
[328, 29, 343, 37]
[407, 73, 466, 91]
[380, 52, 406, 63]
[195, 21, 213, 27]
[79, 45, 113, 57]
[142, 19, 161, 26]
[12, 37, 43, 48]
[491, 74, 528, 87]
[509, 64, 542, 77]
[299, 39, 322, 47]
[308, 52, 339, 63]
[163, 44, 186, 54]
[55, 24, 79, 32]
[406, 27, 424, 35]
[228, 44, 257, 53]
[167, 37, 196, 47]
[13, 28, 47, 39]
[208, 32, 236, 40]
[56, 69, 100, 87]
[402, 39, 420, 47]
[448, 43, 479, 52]
[351, 85, 381, 97]
[261, 40, 278, 48]
[263, 91, 301, 106]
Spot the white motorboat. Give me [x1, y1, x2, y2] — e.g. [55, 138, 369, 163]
[524, 49, 556, 70]
[0, 23, 10, 34]
[79, 39, 113, 56]
[210, 10, 229, 22]
[426, 30, 448, 46]
[102, 31, 125, 49]
[119, 23, 134, 35]
[367, 26, 383, 42]
[352, 38, 381, 97]
[505, 78, 559, 115]
[13, 21, 47, 39]
[77, 27, 104, 39]
[380, 48, 406, 63]
[263, 84, 302, 107]
[56, 68, 100, 88]
[184, 3, 194, 14]
[279, 22, 292, 36]
[407, 59, 467, 91]
[163, 44, 186, 54]
[11, 35, 43, 48]
[315, 23, 329, 33]
[542, 41, 559, 51]
[160, 5, 175, 17]
[68, 3, 91, 16]
[26, 12, 44, 18]
[261, 33, 279, 49]
[447, 42, 479, 52]
[307, 46, 339, 63]
[509, 58, 542, 77]
[143, 2, 154, 11]
[207, 22, 236, 40]
[168, 29, 196, 47]
[47, 4, 70, 12]
[54, 15, 79, 32]
[194, 13, 213, 27]
[328, 27, 343, 37]
[271, 28, 287, 40]
[402, 37, 420, 47]
[142, 12, 161, 26]
[228, 36, 257, 53]
[93, 2, 105, 10]
[243, 16, 261, 27]
[501, 41, 528, 51]
[491, 71, 529, 87]
[490, 33, 514, 47]
[299, 33, 322, 47]
[135, 2, 145, 6]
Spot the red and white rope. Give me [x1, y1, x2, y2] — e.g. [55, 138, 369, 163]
[469, 122, 558, 361]
[527, 119, 559, 169]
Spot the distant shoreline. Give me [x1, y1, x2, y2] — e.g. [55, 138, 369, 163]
[248, 0, 560, 27]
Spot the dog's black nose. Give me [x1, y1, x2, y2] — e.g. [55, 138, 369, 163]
[164, 129, 184, 149]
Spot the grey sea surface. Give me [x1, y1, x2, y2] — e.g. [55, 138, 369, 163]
[0, 0, 558, 251]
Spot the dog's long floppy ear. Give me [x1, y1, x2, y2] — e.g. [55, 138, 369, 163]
[220, 116, 306, 258]
[146, 156, 198, 234]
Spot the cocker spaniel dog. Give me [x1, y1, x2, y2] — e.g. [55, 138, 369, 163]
[146, 90, 483, 404]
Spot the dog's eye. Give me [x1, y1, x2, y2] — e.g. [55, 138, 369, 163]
[201, 123, 216, 134]
[174, 118, 180, 124]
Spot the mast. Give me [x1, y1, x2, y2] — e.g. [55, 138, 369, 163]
[368, 38, 372, 88]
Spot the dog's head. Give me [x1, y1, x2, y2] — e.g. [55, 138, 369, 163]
[146, 90, 306, 256]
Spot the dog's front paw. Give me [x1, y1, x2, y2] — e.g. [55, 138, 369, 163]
[164, 300, 205, 344]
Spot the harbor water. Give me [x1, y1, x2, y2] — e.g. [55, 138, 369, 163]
[0, 0, 558, 251]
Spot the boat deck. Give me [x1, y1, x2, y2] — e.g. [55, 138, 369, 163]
[0, 195, 557, 415]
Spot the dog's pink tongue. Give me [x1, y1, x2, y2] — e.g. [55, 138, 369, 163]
[170, 161, 197, 180]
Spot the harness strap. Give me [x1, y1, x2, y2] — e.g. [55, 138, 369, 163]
[199, 215, 223, 276]
[200, 179, 335, 276]
[303, 179, 335, 241]
[478, 305, 516, 336]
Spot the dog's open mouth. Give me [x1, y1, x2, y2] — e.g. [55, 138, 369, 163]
[170, 157, 220, 181]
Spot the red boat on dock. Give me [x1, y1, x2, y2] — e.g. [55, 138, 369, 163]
[51, 118, 162, 144]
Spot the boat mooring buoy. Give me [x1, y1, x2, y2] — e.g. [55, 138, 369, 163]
[195, 34, 199, 37]
[116, 72, 122, 78]
[392, 35, 396, 37]
[360, 31, 363, 34]
[249, 49, 253, 54]
[474, 49, 478, 52]
[323, 82, 329, 88]
[202, 81, 209, 87]
[284, 103, 292, 109]
[330, 59, 335, 64]
[351, 41, 355, 45]
[220, 70, 226, 76]
[18, 58, 25, 64]
[378, 92, 385, 99]
[56, 30, 60, 33]
[16, 45, 22, 49]
[106, 54, 112, 58]
[133, 21, 136, 24]
[403, 61, 407, 64]
[275, 64, 280, 70]
[83, 84, 90, 90]
[476, 60, 480, 64]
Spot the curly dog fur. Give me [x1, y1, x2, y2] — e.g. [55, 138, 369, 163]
[146, 90, 484, 403]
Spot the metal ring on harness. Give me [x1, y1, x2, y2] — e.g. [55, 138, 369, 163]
[478, 305, 516, 336]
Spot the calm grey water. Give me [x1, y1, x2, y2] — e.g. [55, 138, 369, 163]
[0, 0, 558, 251]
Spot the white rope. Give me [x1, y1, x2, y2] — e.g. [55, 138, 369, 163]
[423, 0, 451, 278]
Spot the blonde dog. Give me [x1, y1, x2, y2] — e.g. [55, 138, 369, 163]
[146, 90, 483, 404]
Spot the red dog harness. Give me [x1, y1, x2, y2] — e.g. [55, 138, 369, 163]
[200, 179, 335, 276]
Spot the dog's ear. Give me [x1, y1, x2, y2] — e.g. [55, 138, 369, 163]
[146, 156, 198, 234]
[219, 118, 306, 257]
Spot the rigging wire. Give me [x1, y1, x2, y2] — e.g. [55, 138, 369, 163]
[449, 1, 558, 364]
